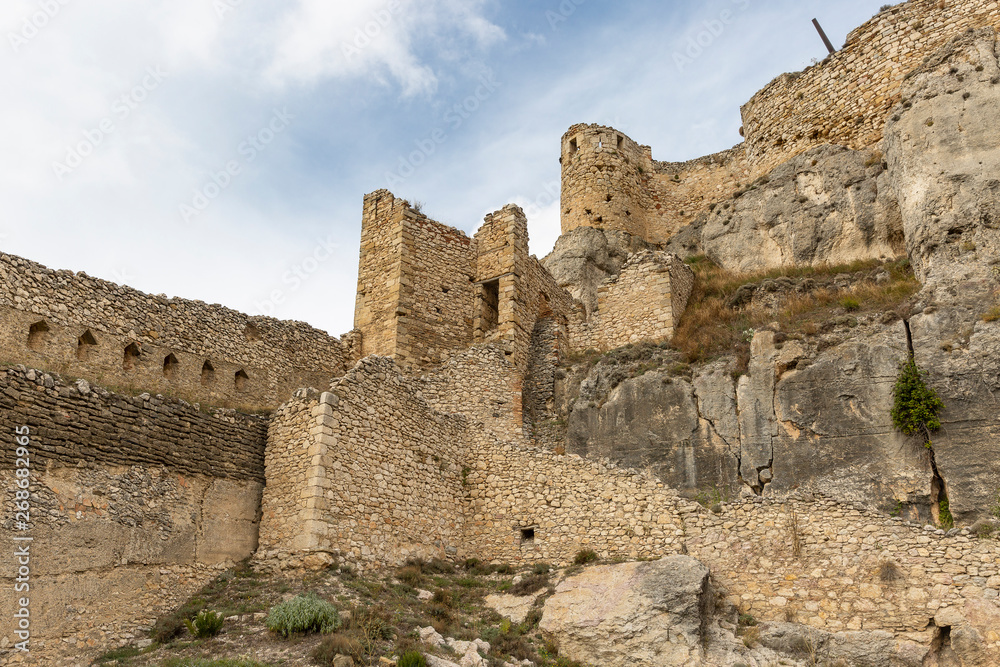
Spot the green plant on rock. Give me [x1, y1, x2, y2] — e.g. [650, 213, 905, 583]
[573, 549, 598, 565]
[939, 499, 955, 530]
[891, 359, 944, 447]
[185, 609, 225, 638]
[266, 593, 340, 638]
[396, 650, 428, 667]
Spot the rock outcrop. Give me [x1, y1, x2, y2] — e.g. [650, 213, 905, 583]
[542, 226, 656, 316]
[539, 557, 713, 667]
[696, 144, 905, 274]
[884, 27, 1000, 295]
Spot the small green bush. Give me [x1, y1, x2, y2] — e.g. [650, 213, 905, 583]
[463, 558, 481, 570]
[738, 612, 757, 627]
[266, 593, 340, 638]
[939, 499, 955, 530]
[891, 359, 944, 445]
[314, 633, 364, 663]
[397, 650, 428, 667]
[397, 565, 423, 586]
[509, 574, 549, 596]
[185, 609, 224, 638]
[840, 296, 861, 312]
[532, 562, 552, 575]
[573, 549, 599, 565]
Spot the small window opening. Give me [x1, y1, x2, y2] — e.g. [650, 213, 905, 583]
[569, 138, 578, 154]
[123, 343, 141, 372]
[520, 528, 535, 543]
[606, 194, 612, 202]
[442, 286, 450, 294]
[201, 360, 216, 386]
[617, 135, 624, 149]
[481, 279, 500, 333]
[77, 330, 97, 361]
[27, 321, 50, 352]
[163, 354, 179, 380]
[235, 369, 249, 392]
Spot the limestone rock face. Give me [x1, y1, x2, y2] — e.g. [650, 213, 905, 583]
[883, 28, 1000, 294]
[700, 144, 905, 274]
[539, 557, 712, 667]
[542, 226, 655, 315]
[566, 371, 741, 499]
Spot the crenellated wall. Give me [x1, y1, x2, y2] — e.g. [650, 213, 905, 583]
[0, 252, 347, 410]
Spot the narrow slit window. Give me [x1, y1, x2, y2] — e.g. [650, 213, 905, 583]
[481, 279, 500, 333]
[617, 135, 624, 149]
[569, 138, 578, 154]
[235, 369, 249, 392]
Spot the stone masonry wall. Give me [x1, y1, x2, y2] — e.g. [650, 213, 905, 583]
[0, 366, 265, 664]
[561, 2, 1000, 245]
[568, 251, 693, 351]
[0, 252, 346, 411]
[465, 440, 1000, 644]
[415, 345, 525, 442]
[741, 0, 1000, 172]
[257, 357, 469, 572]
[259, 354, 1000, 651]
[395, 212, 477, 371]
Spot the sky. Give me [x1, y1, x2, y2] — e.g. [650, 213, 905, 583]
[0, 0, 892, 337]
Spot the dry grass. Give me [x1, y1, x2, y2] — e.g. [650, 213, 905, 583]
[672, 257, 919, 372]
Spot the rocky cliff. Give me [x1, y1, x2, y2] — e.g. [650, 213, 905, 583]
[542, 28, 1000, 527]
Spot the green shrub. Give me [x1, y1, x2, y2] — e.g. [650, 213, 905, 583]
[185, 609, 224, 638]
[463, 558, 481, 570]
[397, 565, 423, 586]
[573, 549, 599, 565]
[840, 296, 861, 312]
[314, 633, 364, 663]
[939, 499, 955, 530]
[891, 359, 944, 446]
[738, 612, 757, 627]
[396, 650, 428, 667]
[266, 593, 340, 638]
[532, 562, 552, 575]
[509, 574, 549, 596]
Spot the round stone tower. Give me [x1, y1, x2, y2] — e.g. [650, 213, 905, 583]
[560, 124, 653, 238]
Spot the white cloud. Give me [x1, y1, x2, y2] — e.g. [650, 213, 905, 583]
[265, 0, 505, 95]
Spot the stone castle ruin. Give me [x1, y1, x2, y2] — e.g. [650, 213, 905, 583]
[3, 0, 1000, 664]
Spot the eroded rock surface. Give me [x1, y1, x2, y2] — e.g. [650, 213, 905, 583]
[698, 144, 904, 274]
[539, 557, 712, 667]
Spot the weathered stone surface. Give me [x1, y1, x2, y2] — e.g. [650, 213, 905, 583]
[770, 328, 936, 520]
[543, 226, 655, 316]
[700, 144, 905, 274]
[567, 371, 740, 498]
[539, 557, 712, 667]
[484, 592, 543, 625]
[884, 28, 1000, 295]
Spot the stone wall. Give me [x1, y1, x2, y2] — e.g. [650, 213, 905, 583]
[258, 354, 1000, 654]
[0, 366, 265, 663]
[568, 251, 693, 351]
[0, 252, 347, 411]
[415, 345, 525, 441]
[257, 357, 470, 571]
[741, 0, 1000, 172]
[560, 2, 1000, 246]
[354, 192, 574, 375]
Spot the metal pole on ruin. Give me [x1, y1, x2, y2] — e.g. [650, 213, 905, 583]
[812, 18, 836, 55]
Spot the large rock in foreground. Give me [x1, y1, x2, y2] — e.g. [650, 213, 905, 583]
[539, 556, 712, 667]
